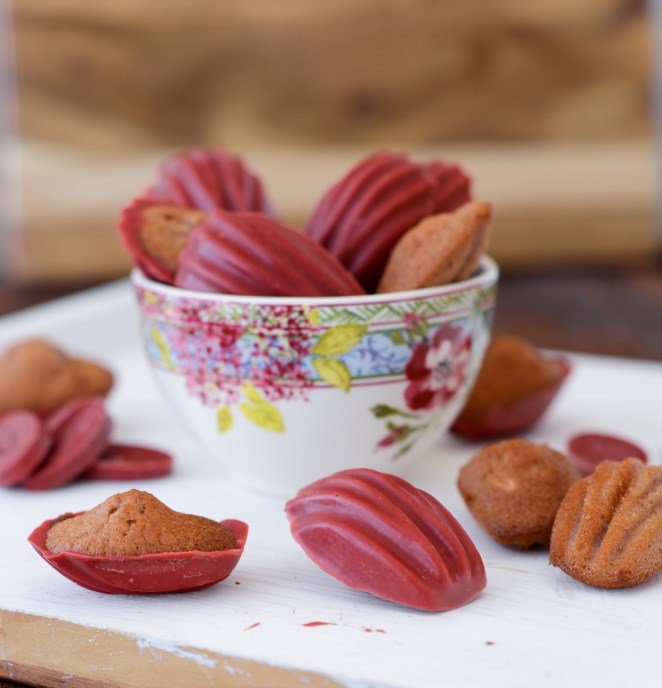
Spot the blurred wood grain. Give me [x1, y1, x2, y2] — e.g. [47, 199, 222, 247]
[4, 0, 655, 283]
[13, 0, 651, 149]
[6, 140, 654, 283]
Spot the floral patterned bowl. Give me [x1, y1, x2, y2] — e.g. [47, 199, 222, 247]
[132, 257, 498, 495]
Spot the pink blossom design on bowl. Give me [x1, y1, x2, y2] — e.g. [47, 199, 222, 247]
[137, 279, 493, 442]
[372, 321, 473, 459]
[404, 323, 472, 411]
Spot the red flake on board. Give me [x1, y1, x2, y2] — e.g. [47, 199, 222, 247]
[301, 621, 337, 627]
[244, 622, 260, 631]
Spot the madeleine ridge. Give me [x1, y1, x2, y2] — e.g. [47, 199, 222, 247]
[286, 468, 486, 611]
[550, 458, 662, 588]
[175, 211, 365, 297]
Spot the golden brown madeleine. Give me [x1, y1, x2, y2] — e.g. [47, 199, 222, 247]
[46, 490, 237, 556]
[458, 438, 579, 548]
[550, 458, 661, 588]
[377, 201, 492, 293]
[0, 339, 113, 414]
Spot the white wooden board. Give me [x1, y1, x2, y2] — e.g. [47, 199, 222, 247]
[0, 282, 660, 688]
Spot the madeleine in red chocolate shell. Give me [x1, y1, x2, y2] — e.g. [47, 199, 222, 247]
[29, 490, 248, 595]
[119, 147, 274, 284]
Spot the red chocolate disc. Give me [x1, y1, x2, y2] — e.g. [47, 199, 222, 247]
[567, 433, 648, 475]
[24, 398, 111, 491]
[84, 444, 173, 481]
[286, 468, 486, 612]
[45, 396, 98, 435]
[0, 411, 51, 487]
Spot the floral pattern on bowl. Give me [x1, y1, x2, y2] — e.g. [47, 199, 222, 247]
[132, 258, 498, 494]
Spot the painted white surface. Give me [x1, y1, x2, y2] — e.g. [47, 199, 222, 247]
[0, 281, 660, 688]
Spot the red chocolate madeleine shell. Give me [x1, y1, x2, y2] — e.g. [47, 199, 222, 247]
[24, 397, 111, 491]
[0, 411, 51, 487]
[28, 515, 248, 594]
[305, 152, 471, 291]
[176, 211, 365, 297]
[286, 469, 486, 611]
[118, 148, 274, 283]
[153, 148, 273, 214]
[452, 358, 571, 440]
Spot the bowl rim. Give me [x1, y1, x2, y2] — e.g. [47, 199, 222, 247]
[131, 255, 499, 307]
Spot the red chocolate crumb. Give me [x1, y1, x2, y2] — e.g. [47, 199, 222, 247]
[301, 621, 336, 628]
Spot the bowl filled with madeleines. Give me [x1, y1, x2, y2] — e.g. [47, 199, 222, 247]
[120, 148, 498, 494]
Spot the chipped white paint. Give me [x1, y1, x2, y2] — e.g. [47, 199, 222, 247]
[221, 660, 251, 677]
[136, 637, 217, 669]
[0, 282, 660, 688]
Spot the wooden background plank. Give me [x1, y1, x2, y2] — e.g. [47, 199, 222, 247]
[4, 140, 655, 283]
[13, 0, 650, 149]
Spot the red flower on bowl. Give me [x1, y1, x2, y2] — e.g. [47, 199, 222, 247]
[404, 323, 472, 411]
[28, 514, 248, 595]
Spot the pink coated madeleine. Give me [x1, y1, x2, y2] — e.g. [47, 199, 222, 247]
[306, 152, 471, 291]
[118, 147, 274, 284]
[152, 147, 273, 214]
[176, 211, 365, 297]
[286, 468, 486, 611]
[29, 504, 248, 595]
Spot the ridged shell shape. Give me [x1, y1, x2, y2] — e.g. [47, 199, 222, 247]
[150, 147, 273, 214]
[305, 152, 471, 291]
[550, 458, 662, 588]
[286, 468, 486, 611]
[175, 211, 365, 297]
[118, 148, 273, 283]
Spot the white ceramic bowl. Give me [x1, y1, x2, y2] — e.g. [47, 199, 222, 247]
[132, 257, 498, 495]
